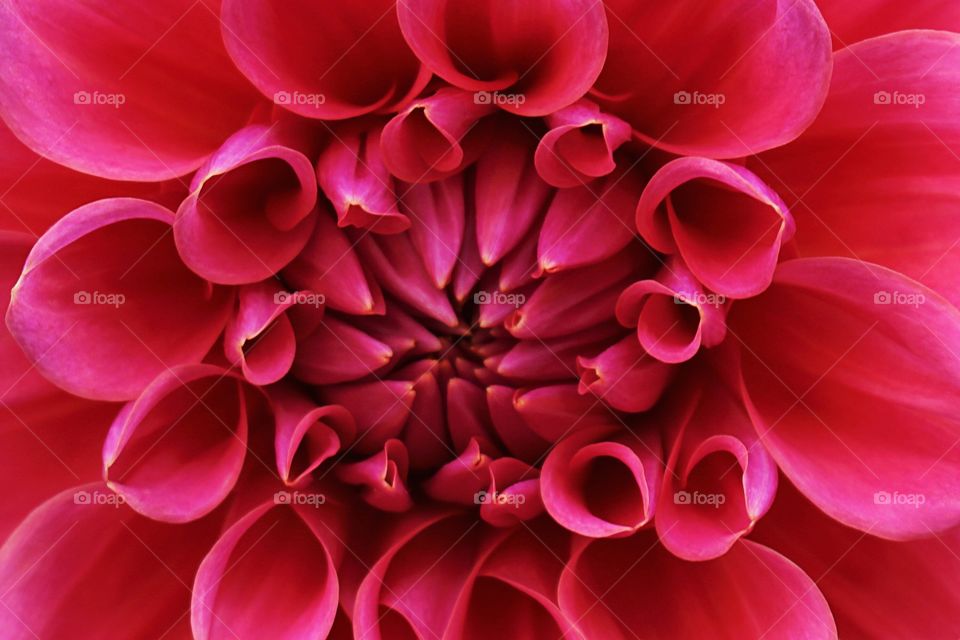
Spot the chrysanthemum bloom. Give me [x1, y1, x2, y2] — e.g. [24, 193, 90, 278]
[1, 0, 959, 638]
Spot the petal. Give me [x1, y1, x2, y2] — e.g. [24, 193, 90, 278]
[221, 0, 429, 119]
[397, 0, 608, 116]
[576, 334, 674, 413]
[597, 0, 832, 157]
[755, 30, 960, 306]
[815, 1, 960, 46]
[223, 281, 297, 386]
[559, 532, 837, 639]
[103, 365, 252, 523]
[293, 316, 393, 385]
[0, 0, 261, 180]
[6, 198, 233, 401]
[174, 124, 318, 285]
[636, 157, 794, 298]
[734, 257, 960, 538]
[400, 173, 466, 289]
[337, 439, 414, 512]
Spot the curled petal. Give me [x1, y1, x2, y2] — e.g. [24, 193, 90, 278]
[382, 88, 495, 182]
[637, 157, 794, 298]
[192, 500, 344, 640]
[318, 379, 415, 455]
[596, 0, 832, 157]
[0, 0, 261, 180]
[616, 260, 728, 363]
[337, 439, 414, 512]
[423, 438, 492, 505]
[224, 280, 297, 386]
[397, 0, 608, 116]
[174, 124, 318, 285]
[542, 425, 662, 537]
[479, 458, 544, 527]
[221, 0, 429, 119]
[6, 198, 233, 401]
[316, 128, 410, 234]
[577, 334, 674, 413]
[534, 99, 631, 187]
[270, 384, 355, 486]
[103, 365, 252, 523]
[293, 316, 393, 385]
[734, 257, 960, 538]
[656, 371, 778, 560]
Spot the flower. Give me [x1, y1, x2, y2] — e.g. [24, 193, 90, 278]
[1, 0, 959, 638]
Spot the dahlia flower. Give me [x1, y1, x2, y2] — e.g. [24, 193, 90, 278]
[1, 0, 960, 638]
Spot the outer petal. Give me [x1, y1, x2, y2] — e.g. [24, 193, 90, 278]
[756, 30, 960, 307]
[559, 532, 837, 639]
[815, 0, 960, 46]
[734, 257, 960, 538]
[220, 0, 429, 119]
[397, 0, 608, 116]
[5, 198, 233, 401]
[102, 365, 253, 523]
[223, 280, 298, 386]
[597, 0, 832, 157]
[0, 0, 260, 180]
[0, 484, 223, 639]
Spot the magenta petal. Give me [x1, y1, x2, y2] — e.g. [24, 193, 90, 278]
[637, 157, 794, 298]
[400, 173, 466, 289]
[514, 384, 609, 441]
[478, 457, 544, 527]
[815, 1, 960, 46]
[224, 280, 297, 386]
[102, 365, 252, 523]
[560, 532, 837, 639]
[597, 0, 832, 157]
[220, 0, 429, 120]
[0, 484, 223, 639]
[316, 128, 410, 234]
[293, 316, 393, 385]
[577, 334, 674, 413]
[6, 198, 233, 401]
[174, 124, 318, 285]
[424, 438, 492, 505]
[270, 383, 354, 486]
[192, 501, 343, 640]
[735, 257, 960, 538]
[382, 88, 495, 182]
[318, 379, 415, 455]
[542, 425, 662, 537]
[397, 0, 608, 116]
[0, 0, 261, 180]
[534, 99, 631, 187]
[656, 370, 778, 560]
[337, 439, 414, 512]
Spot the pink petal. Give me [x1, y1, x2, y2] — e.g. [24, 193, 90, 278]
[382, 88, 495, 182]
[0, 484, 224, 639]
[224, 280, 297, 386]
[534, 99, 631, 187]
[192, 500, 343, 640]
[596, 0, 832, 157]
[577, 334, 674, 413]
[397, 0, 608, 116]
[174, 124, 318, 285]
[318, 379, 415, 455]
[220, 0, 429, 119]
[337, 439, 414, 512]
[479, 458, 545, 527]
[400, 173, 466, 288]
[637, 157, 794, 298]
[755, 30, 960, 307]
[0, 0, 261, 180]
[559, 532, 837, 639]
[542, 425, 662, 537]
[103, 365, 252, 522]
[815, 0, 960, 47]
[6, 198, 233, 401]
[293, 316, 393, 385]
[734, 257, 960, 538]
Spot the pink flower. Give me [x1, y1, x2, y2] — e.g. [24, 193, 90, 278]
[1, 1, 959, 638]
